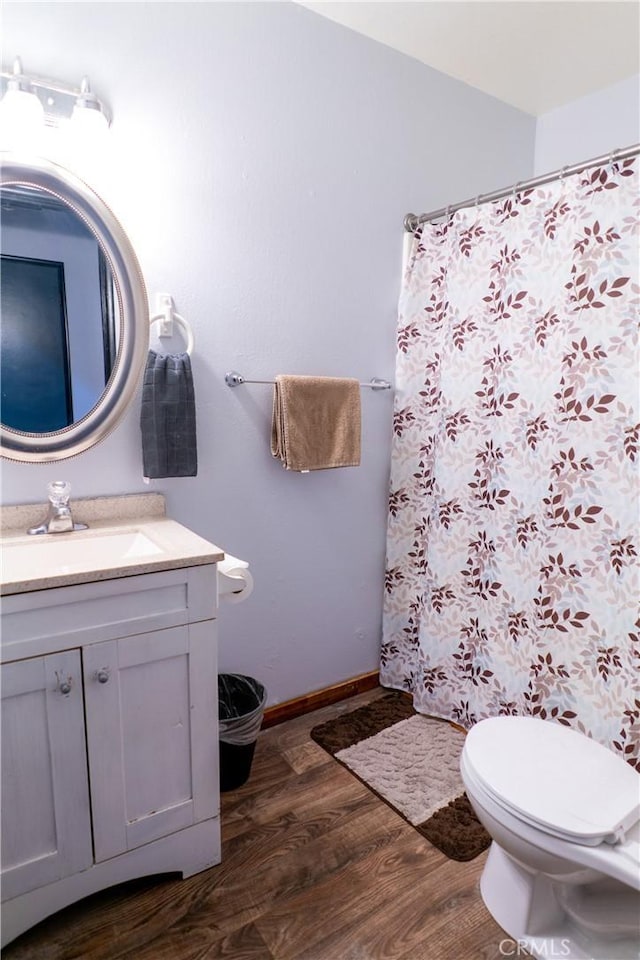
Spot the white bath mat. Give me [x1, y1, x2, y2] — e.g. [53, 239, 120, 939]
[336, 714, 466, 824]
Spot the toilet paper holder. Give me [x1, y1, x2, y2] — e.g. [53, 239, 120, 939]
[217, 554, 254, 604]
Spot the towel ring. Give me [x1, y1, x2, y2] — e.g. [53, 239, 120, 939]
[149, 311, 194, 356]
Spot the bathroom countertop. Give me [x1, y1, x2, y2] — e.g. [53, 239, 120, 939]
[0, 494, 225, 596]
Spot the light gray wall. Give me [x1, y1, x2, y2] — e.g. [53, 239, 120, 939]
[2, 1, 535, 705]
[535, 73, 640, 174]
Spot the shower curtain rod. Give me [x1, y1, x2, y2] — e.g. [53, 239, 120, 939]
[404, 142, 640, 232]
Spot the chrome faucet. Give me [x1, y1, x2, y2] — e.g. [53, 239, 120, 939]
[28, 481, 89, 535]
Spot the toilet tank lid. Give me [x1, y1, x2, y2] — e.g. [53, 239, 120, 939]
[465, 716, 640, 844]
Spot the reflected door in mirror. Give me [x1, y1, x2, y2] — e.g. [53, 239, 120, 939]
[0, 185, 117, 433]
[1, 255, 73, 432]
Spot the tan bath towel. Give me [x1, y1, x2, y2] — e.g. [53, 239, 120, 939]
[271, 375, 361, 471]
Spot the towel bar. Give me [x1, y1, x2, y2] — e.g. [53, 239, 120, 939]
[225, 371, 392, 390]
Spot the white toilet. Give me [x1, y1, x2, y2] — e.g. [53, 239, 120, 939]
[460, 715, 640, 960]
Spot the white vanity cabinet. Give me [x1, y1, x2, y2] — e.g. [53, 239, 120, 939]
[83, 622, 218, 862]
[1, 562, 222, 947]
[1, 650, 93, 901]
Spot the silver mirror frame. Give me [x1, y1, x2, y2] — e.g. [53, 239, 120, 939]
[0, 153, 149, 462]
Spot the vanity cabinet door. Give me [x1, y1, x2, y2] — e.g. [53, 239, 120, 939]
[1, 651, 93, 901]
[83, 622, 219, 863]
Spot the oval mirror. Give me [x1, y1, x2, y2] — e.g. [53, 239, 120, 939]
[0, 154, 148, 462]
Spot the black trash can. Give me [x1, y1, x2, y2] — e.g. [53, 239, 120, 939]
[218, 674, 267, 791]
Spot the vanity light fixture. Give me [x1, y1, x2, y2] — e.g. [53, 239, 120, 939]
[0, 57, 111, 136]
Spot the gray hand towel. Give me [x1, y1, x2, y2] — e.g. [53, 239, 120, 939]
[140, 351, 197, 478]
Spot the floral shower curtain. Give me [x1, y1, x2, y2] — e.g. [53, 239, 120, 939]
[381, 156, 639, 768]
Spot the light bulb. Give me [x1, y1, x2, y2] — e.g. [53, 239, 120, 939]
[69, 76, 109, 140]
[0, 61, 45, 150]
[70, 103, 109, 135]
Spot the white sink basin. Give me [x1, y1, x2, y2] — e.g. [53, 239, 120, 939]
[2, 529, 164, 583]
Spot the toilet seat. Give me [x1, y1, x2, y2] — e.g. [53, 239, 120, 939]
[464, 716, 640, 846]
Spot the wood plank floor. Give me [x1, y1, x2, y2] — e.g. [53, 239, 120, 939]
[3, 688, 513, 960]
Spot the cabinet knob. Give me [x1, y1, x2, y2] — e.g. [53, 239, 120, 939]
[96, 669, 110, 684]
[59, 679, 72, 695]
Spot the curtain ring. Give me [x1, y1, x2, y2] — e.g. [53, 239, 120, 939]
[559, 166, 568, 181]
[609, 147, 619, 167]
[475, 194, 482, 208]
[445, 205, 451, 218]
[512, 181, 521, 198]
